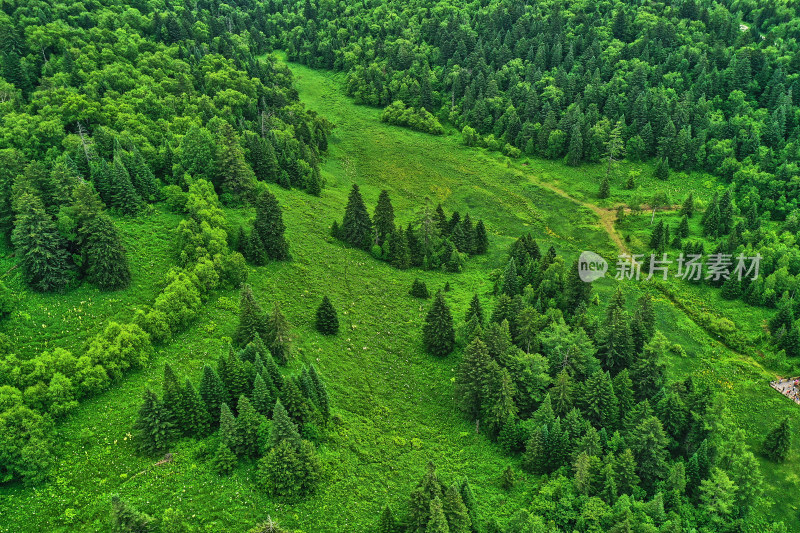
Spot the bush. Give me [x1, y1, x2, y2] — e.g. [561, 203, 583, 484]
[84, 322, 153, 381]
[381, 101, 445, 135]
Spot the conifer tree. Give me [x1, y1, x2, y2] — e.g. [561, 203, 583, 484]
[308, 364, 330, 421]
[762, 417, 791, 462]
[12, 205, 73, 293]
[423, 291, 455, 357]
[340, 184, 372, 250]
[583, 370, 619, 429]
[244, 131, 279, 183]
[410, 462, 444, 533]
[270, 399, 302, 449]
[720, 275, 741, 300]
[236, 395, 262, 458]
[219, 347, 249, 402]
[378, 505, 397, 533]
[266, 303, 291, 365]
[262, 350, 284, 391]
[630, 415, 669, 492]
[597, 306, 634, 372]
[678, 215, 690, 238]
[252, 190, 290, 261]
[280, 378, 311, 426]
[434, 204, 448, 235]
[179, 379, 210, 437]
[387, 228, 411, 269]
[110, 494, 155, 533]
[213, 443, 238, 475]
[315, 295, 339, 335]
[654, 157, 670, 180]
[523, 424, 551, 474]
[459, 214, 475, 255]
[133, 389, 176, 455]
[500, 466, 515, 490]
[410, 278, 430, 299]
[373, 189, 395, 246]
[214, 122, 255, 199]
[234, 284, 268, 347]
[598, 175, 610, 199]
[162, 363, 184, 427]
[219, 402, 240, 452]
[253, 373, 275, 417]
[443, 483, 471, 533]
[460, 295, 482, 326]
[482, 362, 517, 437]
[473, 220, 489, 255]
[81, 214, 131, 290]
[612, 369, 635, 416]
[110, 153, 144, 214]
[551, 369, 574, 417]
[615, 448, 640, 495]
[199, 365, 228, 425]
[680, 192, 694, 217]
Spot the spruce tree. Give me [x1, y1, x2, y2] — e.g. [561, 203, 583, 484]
[340, 183, 372, 250]
[630, 416, 669, 491]
[214, 122, 255, 199]
[763, 417, 791, 462]
[410, 462, 444, 532]
[253, 190, 290, 261]
[583, 370, 619, 429]
[721, 275, 741, 300]
[551, 369, 574, 417]
[459, 214, 475, 255]
[110, 152, 144, 214]
[654, 157, 669, 180]
[219, 402, 240, 452]
[679, 192, 694, 217]
[677, 215, 690, 238]
[522, 424, 550, 474]
[442, 483, 471, 533]
[12, 205, 73, 293]
[308, 364, 330, 421]
[598, 175, 610, 199]
[615, 448, 640, 495]
[213, 443, 238, 475]
[270, 399, 302, 449]
[244, 131, 279, 183]
[378, 505, 397, 533]
[133, 389, 176, 456]
[162, 363, 184, 428]
[266, 302, 291, 365]
[434, 204, 448, 235]
[253, 373, 275, 417]
[315, 296, 339, 335]
[473, 220, 489, 255]
[219, 346, 249, 402]
[179, 379, 210, 437]
[199, 365, 228, 425]
[410, 278, 430, 299]
[373, 189, 395, 246]
[236, 395, 262, 458]
[280, 378, 311, 426]
[465, 294, 484, 324]
[502, 258, 519, 296]
[234, 284, 268, 347]
[81, 214, 131, 290]
[423, 291, 455, 357]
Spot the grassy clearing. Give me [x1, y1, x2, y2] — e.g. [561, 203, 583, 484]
[1, 60, 798, 532]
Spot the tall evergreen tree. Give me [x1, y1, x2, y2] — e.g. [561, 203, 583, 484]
[270, 399, 302, 449]
[340, 184, 372, 250]
[81, 214, 131, 290]
[373, 189, 395, 246]
[199, 365, 228, 425]
[235, 395, 261, 458]
[251, 190, 290, 262]
[378, 505, 397, 533]
[443, 483, 471, 533]
[423, 291, 455, 357]
[762, 417, 791, 462]
[266, 302, 291, 365]
[583, 370, 619, 429]
[630, 415, 669, 492]
[110, 153, 144, 214]
[473, 220, 489, 255]
[252, 373, 276, 417]
[110, 494, 155, 533]
[315, 295, 339, 335]
[214, 122, 255, 199]
[178, 379, 210, 437]
[133, 389, 176, 456]
[12, 205, 73, 293]
[234, 284, 268, 347]
[680, 192, 694, 218]
[219, 402, 240, 452]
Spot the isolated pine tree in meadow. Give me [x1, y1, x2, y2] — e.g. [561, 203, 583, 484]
[410, 278, 430, 299]
[763, 417, 791, 462]
[340, 183, 372, 250]
[315, 295, 339, 335]
[133, 389, 176, 456]
[253, 189, 290, 261]
[423, 291, 455, 357]
[373, 189, 395, 246]
[81, 214, 131, 290]
[234, 284, 267, 347]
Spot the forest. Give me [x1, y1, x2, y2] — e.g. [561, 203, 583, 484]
[1, 0, 799, 531]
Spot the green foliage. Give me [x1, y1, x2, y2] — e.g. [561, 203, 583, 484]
[763, 417, 791, 463]
[315, 296, 339, 335]
[409, 278, 430, 299]
[110, 494, 155, 533]
[213, 443, 238, 476]
[381, 101, 444, 135]
[339, 184, 372, 250]
[133, 389, 176, 456]
[423, 291, 455, 357]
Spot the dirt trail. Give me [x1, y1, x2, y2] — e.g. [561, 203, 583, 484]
[530, 178, 632, 255]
